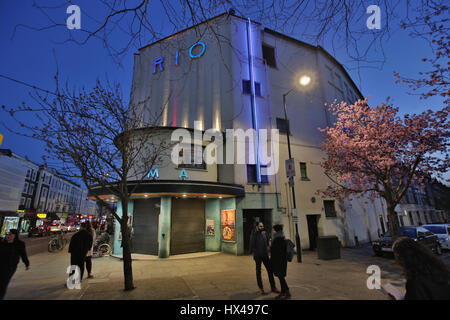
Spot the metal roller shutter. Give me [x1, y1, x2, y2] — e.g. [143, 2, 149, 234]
[132, 198, 159, 255]
[170, 198, 205, 255]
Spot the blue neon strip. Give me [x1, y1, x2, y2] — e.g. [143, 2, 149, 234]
[246, 18, 261, 184]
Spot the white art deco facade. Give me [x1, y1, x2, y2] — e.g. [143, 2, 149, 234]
[98, 12, 423, 257]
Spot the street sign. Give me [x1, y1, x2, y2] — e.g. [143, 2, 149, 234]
[292, 208, 298, 217]
[288, 176, 295, 187]
[293, 216, 298, 223]
[0, 134, 3, 146]
[285, 158, 295, 177]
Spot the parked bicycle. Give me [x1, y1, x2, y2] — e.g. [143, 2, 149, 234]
[92, 231, 111, 257]
[48, 230, 67, 252]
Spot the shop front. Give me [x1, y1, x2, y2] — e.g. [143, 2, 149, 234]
[90, 180, 282, 258]
[18, 210, 36, 234]
[0, 216, 20, 237]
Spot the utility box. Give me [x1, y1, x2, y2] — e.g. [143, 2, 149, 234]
[317, 236, 341, 260]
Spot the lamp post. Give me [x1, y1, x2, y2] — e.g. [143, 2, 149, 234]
[282, 75, 311, 263]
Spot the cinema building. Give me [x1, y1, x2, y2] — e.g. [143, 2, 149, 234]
[93, 12, 389, 258]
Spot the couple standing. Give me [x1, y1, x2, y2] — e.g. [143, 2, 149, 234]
[68, 221, 96, 282]
[250, 222, 290, 299]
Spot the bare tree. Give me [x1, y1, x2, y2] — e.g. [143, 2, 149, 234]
[12, 1, 448, 99]
[2, 77, 171, 290]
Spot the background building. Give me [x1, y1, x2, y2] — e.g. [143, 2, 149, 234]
[0, 148, 98, 234]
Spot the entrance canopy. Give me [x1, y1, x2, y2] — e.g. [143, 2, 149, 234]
[88, 180, 245, 201]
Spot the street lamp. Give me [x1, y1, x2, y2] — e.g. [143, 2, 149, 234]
[282, 74, 311, 263]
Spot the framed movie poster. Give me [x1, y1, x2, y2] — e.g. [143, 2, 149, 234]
[206, 219, 215, 236]
[221, 209, 236, 242]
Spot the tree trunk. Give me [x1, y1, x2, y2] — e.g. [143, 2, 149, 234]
[387, 203, 400, 240]
[120, 201, 134, 291]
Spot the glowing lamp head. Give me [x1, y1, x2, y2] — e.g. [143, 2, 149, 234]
[299, 75, 311, 87]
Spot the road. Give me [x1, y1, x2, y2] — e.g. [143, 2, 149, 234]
[21, 232, 75, 256]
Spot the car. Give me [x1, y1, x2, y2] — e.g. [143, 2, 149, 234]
[28, 225, 50, 237]
[372, 226, 442, 256]
[49, 222, 62, 233]
[60, 224, 69, 232]
[66, 224, 76, 232]
[422, 224, 450, 250]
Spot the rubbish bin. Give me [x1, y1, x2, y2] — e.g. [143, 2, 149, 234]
[317, 236, 341, 260]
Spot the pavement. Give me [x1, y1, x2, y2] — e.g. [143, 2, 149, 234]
[5, 244, 450, 300]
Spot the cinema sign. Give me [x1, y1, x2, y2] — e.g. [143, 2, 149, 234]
[153, 41, 206, 74]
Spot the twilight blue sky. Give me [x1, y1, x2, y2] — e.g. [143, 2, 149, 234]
[0, 1, 446, 179]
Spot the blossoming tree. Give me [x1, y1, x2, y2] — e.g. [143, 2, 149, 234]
[319, 98, 449, 238]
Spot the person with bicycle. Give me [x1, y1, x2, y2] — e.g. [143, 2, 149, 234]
[68, 222, 92, 283]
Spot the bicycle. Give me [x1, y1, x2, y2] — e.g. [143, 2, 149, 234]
[93, 232, 112, 257]
[48, 231, 67, 252]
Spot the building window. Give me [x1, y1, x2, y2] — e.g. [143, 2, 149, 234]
[325, 65, 334, 83]
[334, 73, 342, 90]
[324, 200, 337, 217]
[29, 184, 35, 195]
[276, 118, 290, 134]
[408, 212, 414, 225]
[23, 182, 29, 194]
[300, 162, 309, 180]
[31, 171, 37, 181]
[242, 80, 262, 96]
[262, 44, 276, 68]
[20, 197, 26, 206]
[178, 145, 206, 170]
[26, 198, 31, 209]
[26, 169, 31, 179]
[247, 164, 269, 184]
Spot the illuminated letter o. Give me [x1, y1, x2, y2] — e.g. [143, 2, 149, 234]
[189, 41, 206, 59]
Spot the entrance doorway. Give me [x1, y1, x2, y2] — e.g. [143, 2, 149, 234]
[243, 209, 272, 254]
[306, 215, 319, 250]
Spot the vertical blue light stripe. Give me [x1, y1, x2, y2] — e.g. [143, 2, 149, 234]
[246, 18, 261, 184]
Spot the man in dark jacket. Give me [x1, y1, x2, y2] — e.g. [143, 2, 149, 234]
[270, 224, 290, 299]
[68, 223, 93, 283]
[0, 229, 30, 299]
[249, 222, 279, 294]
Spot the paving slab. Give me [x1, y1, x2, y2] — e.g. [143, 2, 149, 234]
[5, 245, 450, 300]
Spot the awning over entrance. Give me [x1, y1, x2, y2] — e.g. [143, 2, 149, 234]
[88, 180, 245, 200]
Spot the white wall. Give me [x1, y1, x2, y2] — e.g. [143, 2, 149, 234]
[0, 155, 27, 212]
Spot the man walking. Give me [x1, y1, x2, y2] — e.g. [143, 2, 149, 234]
[0, 229, 30, 299]
[270, 224, 291, 299]
[249, 222, 279, 294]
[68, 222, 93, 283]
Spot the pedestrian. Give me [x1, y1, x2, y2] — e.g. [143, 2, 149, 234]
[249, 222, 279, 295]
[0, 229, 30, 300]
[392, 237, 450, 300]
[270, 224, 291, 299]
[68, 222, 93, 283]
[84, 220, 96, 279]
